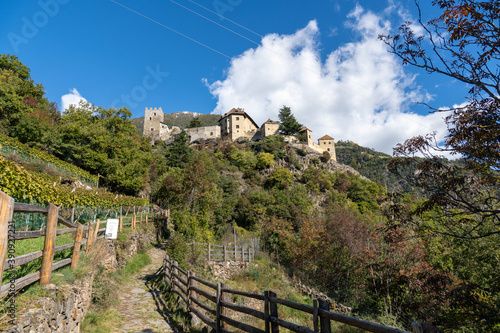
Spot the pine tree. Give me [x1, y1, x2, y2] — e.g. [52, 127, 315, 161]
[188, 116, 203, 128]
[167, 130, 192, 167]
[278, 106, 302, 135]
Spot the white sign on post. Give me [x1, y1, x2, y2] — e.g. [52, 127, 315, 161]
[105, 218, 119, 240]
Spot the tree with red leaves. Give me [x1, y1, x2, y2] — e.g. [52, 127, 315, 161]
[379, 0, 499, 239]
[380, 1, 500, 329]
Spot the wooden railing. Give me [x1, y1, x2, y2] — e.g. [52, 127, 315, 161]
[193, 242, 256, 263]
[163, 255, 409, 333]
[0, 191, 151, 298]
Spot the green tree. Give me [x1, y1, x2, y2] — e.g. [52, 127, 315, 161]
[51, 101, 151, 194]
[187, 116, 203, 128]
[167, 130, 192, 168]
[0, 54, 59, 145]
[278, 105, 302, 135]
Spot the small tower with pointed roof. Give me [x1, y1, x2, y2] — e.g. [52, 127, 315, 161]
[318, 135, 336, 160]
[299, 127, 313, 146]
[261, 119, 280, 138]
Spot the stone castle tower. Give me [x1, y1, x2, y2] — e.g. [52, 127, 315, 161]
[144, 107, 169, 141]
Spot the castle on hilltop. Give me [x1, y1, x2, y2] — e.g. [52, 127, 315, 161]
[143, 107, 336, 160]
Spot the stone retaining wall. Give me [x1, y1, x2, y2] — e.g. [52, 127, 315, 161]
[4, 228, 154, 333]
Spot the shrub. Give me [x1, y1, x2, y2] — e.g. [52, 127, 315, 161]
[320, 151, 331, 163]
[266, 167, 293, 189]
[256, 152, 275, 169]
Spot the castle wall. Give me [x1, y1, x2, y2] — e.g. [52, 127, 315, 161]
[186, 126, 221, 143]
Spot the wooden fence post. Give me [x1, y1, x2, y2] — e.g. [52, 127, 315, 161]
[119, 215, 123, 233]
[71, 223, 84, 269]
[163, 254, 170, 283]
[264, 291, 270, 333]
[145, 214, 148, 225]
[172, 260, 178, 294]
[318, 299, 331, 333]
[216, 282, 228, 332]
[93, 218, 100, 241]
[86, 222, 94, 253]
[190, 271, 197, 310]
[221, 282, 228, 331]
[241, 246, 244, 263]
[269, 291, 279, 333]
[208, 243, 211, 261]
[40, 203, 59, 286]
[313, 300, 319, 333]
[0, 191, 15, 287]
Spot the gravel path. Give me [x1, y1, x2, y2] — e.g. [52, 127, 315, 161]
[115, 246, 179, 333]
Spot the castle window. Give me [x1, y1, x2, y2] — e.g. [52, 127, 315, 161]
[236, 125, 240, 129]
[329, 142, 331, 144]
[151, 128, 154, 131]
[154, 113, 156, 116]
[327, 148, 330, 151]
[210, 132, 213, 136]
[149, 117, 152, 120]
[236, 117, 239, 121]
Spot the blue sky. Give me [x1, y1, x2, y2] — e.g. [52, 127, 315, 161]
[1, 0, 467, 155]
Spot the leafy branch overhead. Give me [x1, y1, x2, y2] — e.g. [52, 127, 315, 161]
[380, 0, 500, 239]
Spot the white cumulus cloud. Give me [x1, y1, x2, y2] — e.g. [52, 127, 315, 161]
[205, 6, 447, 155]
[61, 88, 88, 111]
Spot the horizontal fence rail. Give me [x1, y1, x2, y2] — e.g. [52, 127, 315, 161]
[0, 190, 153, 299]
[162, 255, 410, 333]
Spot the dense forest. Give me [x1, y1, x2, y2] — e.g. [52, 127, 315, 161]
[1, 2, 499, 329]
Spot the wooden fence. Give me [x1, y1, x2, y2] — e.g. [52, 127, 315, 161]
[163, 255, 410, 333]
[0, 190, 151, 298]
[193, 241, 257, 263]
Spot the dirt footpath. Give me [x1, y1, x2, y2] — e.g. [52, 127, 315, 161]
[115, 246, 180, 333]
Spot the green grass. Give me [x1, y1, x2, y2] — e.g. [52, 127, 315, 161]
[1, 231, 75, 287]
[120, 252, 152, 275]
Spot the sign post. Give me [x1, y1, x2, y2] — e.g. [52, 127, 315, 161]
[105, 218, 119, 240]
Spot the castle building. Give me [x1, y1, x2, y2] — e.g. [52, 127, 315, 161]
[143, 106, 336, 160]
[218, 108, 260, 141]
